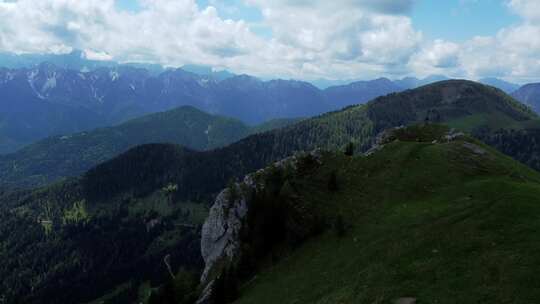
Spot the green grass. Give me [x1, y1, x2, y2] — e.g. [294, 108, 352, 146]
[234, 127, 540, 304]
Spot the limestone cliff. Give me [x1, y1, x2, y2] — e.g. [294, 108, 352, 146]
[196, 150, 323, 303]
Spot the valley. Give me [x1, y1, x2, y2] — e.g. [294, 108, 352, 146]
[0, 106, 300, 189]
[2, 4, 540, 301]
[2, 80, 540, 303]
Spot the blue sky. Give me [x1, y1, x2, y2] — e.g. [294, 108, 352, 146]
[116, 0, 273, 37]
[115, 0, 521, 42]
[412, 0, 520, 41]
[117, 0, 264, 22]
[115, 0, 142, 12]
[1, 0, 540, 82]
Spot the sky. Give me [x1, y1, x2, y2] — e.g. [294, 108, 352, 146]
[0, 0, 539, 83]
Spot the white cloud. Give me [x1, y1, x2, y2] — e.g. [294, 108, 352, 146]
[409, 39, 462, 77]
[508, 0, 540, 22]
[0, 0, 262, 66]
[408, 0, 540, 82]
[1, 0, 539, 82]
[0, 0, 423, 80]
[244, 0, 422, 79]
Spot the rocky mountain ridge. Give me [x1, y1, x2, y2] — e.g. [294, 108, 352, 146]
[0, 64, 400, 154]
[195, 125, 473, 303]
[197, 124, 540, 303]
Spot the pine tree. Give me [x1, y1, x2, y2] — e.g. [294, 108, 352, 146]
[344, 142, 355, 156]
[328, 171, 338, 192]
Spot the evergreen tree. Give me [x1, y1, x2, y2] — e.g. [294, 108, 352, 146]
[162, 183, 178, 205]
[328, 171, 338, 192]
[344, 142, 355, 156]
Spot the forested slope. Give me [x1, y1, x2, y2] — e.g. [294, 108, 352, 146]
[2, 80, 540, 303]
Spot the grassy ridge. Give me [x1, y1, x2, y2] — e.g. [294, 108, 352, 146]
[234, 126, 540, 304]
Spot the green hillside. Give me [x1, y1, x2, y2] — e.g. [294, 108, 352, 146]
[3, 80, 540, 190]
[0, 106, 299, 189]
[2, 80, 540, 303]
[367, 80, 535, 134]
[248, 117, 304, 134]
[0, 146, 206, 303]
[207, 125, 540, 304]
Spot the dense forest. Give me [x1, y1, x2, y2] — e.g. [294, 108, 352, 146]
[0, 106, 300, 189]
[479, 128, 540, 170]
[2, 80, 540, 303]
[0, 174, 203, 303]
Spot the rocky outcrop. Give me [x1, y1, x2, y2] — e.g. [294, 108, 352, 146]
[365, 126, 404, 156]
[196, 150, 323, 303]
[394, 298, 417, 304]
[195, 280, 216, 304]
[199, 175, 254, 285]
[462, 142, 486, 155]
[196, 183, 250, 304]
[365, 126, 467, 156]
[444, 128, 465, 141]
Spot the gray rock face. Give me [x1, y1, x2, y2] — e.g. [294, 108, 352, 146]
[394, 298, 417, 304]
[197, 150, 323, 302]
[200, 180, 251, 284]
[444, 128, 465, 141]
[365, 126, 404, 156]
[462, 142, 487, 155]
[366, 126, 468, 156]
[197, 179, 254, 304]
[195, 280, 215, 304]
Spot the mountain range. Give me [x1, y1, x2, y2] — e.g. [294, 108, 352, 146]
[3, 80, 540, 303]
[0, 106, 300, 189]
[479, 77, 521, 94]
[2, 79, 538, 191]
[0, 63, 398, 154]
[0, 49, 165, 74]
[2, 55, 532, 156]
[512, 83, 540, 114]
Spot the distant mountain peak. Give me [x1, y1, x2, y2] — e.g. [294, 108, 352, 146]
[373, 77, 393, 82]
[393, 74, 450, 90]
[512, 82, 540, 114]
[181, 63, 235, 81]
[479, 77, 520, 94]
